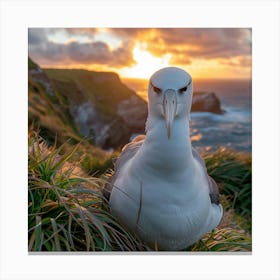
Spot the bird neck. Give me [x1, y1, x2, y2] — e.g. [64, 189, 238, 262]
[139, 117, 195, 176]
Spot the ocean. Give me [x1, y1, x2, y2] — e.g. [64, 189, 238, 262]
[123, 78, 252, 153]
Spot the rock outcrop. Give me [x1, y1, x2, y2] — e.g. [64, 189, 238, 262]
[192, 92, 223, 114]
[117, 96, 148, 134]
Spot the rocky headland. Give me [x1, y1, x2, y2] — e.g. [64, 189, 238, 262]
[28, 58, 223, 150]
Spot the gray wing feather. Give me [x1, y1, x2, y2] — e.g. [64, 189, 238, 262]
[102, 135, 145, 201]
[192, 147, 220, 205]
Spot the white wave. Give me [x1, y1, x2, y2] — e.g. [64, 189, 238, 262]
[191, 106, 251, 124]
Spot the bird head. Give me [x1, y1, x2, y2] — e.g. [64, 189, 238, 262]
[148, 67, 193, 139]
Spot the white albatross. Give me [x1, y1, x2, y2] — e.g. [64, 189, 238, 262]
[104, 67, 223, 250]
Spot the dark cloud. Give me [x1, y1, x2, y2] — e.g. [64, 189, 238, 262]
[28, 28, 48, 45]
[28, 28, 135, 67]
[63, 40, 135, 66]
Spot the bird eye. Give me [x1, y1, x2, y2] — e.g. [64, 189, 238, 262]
[179, 81, 191, 94]
[179, 86, 188, 94]
[151, 83, 162, 94]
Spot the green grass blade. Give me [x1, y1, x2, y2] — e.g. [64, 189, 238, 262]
[50, 218, 62, 251]
[34, 216, 43, 251]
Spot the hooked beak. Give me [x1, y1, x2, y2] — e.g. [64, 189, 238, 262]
[163, 89, 177, 139]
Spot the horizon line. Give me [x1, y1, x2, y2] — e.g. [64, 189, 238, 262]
[41, 66, 251, 82]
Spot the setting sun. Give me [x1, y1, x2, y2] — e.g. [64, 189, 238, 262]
[120, 44, 171, 79]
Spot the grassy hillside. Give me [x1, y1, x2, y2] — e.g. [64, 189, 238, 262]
[28, 57, 39, 70]
[29, 62, 147, 149]
[28, 58, 115, 173]
[44, 69, 137, 119]
[28, 59, 86, 146]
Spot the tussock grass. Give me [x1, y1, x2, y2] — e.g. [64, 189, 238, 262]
[203, 148, 252, 232]
[81, 153, 117, 177]
[28, 130, 147, 251]
[28, 131, 252, 252]
[190, 228, 251, 252]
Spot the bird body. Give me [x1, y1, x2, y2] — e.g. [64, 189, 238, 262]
[106, 67, 223, 250]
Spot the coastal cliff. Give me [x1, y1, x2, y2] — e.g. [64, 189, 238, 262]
[28, 58, 223, 149]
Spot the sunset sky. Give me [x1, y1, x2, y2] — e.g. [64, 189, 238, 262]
[28, 28, 251, 80]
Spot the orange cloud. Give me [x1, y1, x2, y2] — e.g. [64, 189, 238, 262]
[28, 28, 251, 79]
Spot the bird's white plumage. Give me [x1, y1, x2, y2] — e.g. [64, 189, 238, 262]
[109, 67, 223, 250]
